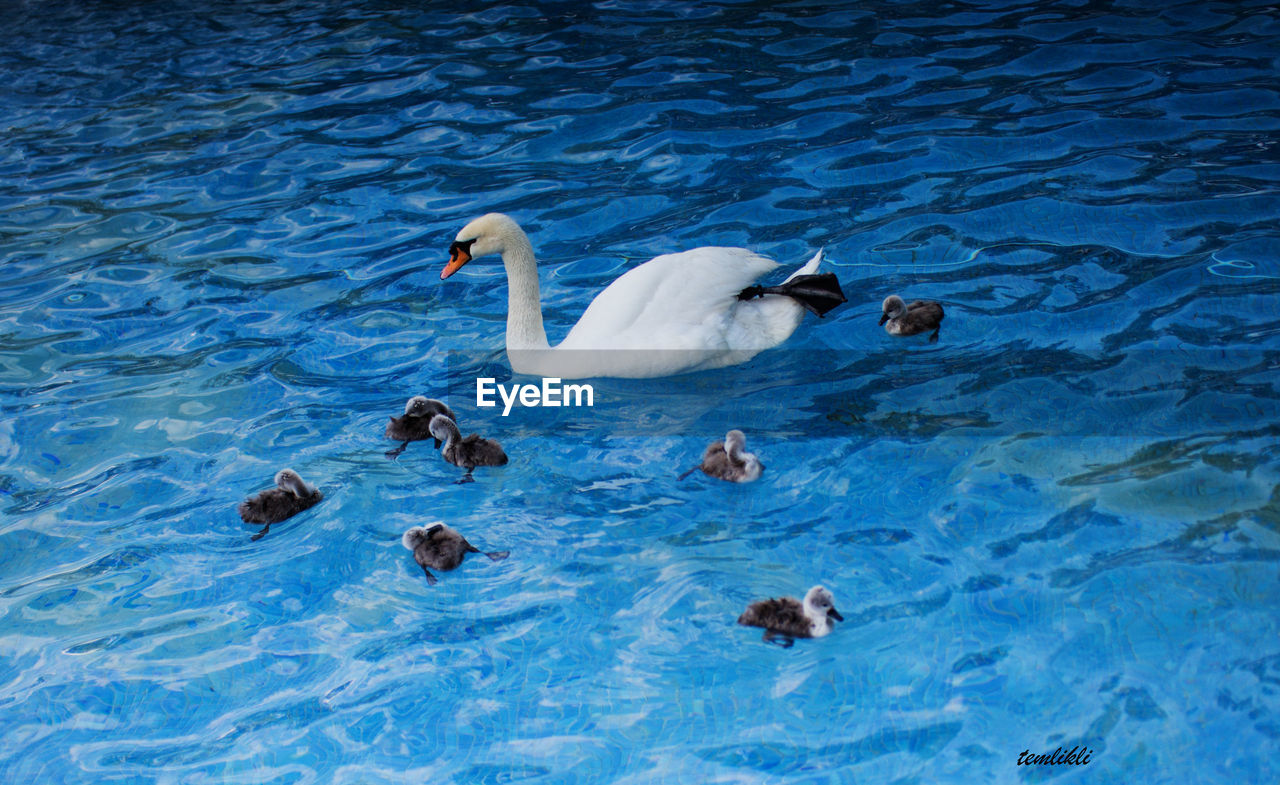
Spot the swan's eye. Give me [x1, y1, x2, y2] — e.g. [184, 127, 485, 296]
[449, 239, 474, 260]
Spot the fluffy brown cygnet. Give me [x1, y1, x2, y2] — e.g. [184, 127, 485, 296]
[385, 396, 456, 458]
[879, 294, 945, 342]
[737, 585, 843, 648]
[401, 524, 509, 585]
[428, 414, 508, 483]
[238, 469, 323, 541]
[679, 430, 763, 482]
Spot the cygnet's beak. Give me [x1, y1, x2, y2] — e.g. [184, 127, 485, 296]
[828, 607, 844, 622]
[878, 312, 889, 326]
[433, 438, 442, 448]
[441, 242, 472, 280]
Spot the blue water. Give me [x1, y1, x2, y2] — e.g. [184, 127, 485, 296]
[2, 0, 1279, 782]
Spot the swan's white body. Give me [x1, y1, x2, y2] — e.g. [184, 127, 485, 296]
[442, 213, 826, 379]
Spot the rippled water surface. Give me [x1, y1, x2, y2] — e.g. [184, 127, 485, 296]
[3, 0, 1279, 782]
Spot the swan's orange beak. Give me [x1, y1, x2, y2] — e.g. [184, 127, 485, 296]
[441, 241, 472, 280]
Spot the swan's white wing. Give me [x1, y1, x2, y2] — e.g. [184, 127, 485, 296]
[512, 246, 826, 379]
[556, 247, 779, 351]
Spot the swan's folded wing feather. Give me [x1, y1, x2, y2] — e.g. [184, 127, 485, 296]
[737, 597, 807, 634]
[556, 247, 779, 350]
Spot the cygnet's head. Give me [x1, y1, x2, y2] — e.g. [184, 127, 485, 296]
[427, 414, 460, 443]
[442, 213, 524, 280]
[401, 525, 430, 551]
[724, 429, 748, 455]
[405, 396, 431, 416]
[275, 469, 310, 498]
[804, 585, 843, 622]
[880, 294, 907, 324]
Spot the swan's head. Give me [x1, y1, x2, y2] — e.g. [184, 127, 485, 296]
[402, 525, 443, 551]
[880, 294, 907, 325]
[442, 213, 525, 280]
[803, 585, 843, 629]
[406, 397, 450, 445]
[724, 429, 747, 456]
[405, 395, 449, 418]
[428, 414, 461, 443]
[723, 429, 764, 478]
[274, 469, 312, 498]
[402, 526, 427, 550]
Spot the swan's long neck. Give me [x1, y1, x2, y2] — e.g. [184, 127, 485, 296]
[279, 472, 309, 498]
[725, 434, 748, 464]
[431, 416, 460, 452]
[500, 233, 550, 352]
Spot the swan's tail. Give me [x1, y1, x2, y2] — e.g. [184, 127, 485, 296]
[787, 248, 825, 279]
[737, 272, 847, 318]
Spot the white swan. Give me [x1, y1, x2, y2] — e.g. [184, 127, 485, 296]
[439, 213, 844, 379]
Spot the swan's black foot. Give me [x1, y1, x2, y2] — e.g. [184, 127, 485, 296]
[454, 473, 476, 485]
[929, 329, 940, 343]
[486, 550, 510, 561]
[677, 466, 699, 481]
[384, 447, 407, 460]
[250, 524, 271, 542]
[775, 273, 847, 317]
[736, 274, 847, 317]
[421, 566, 438, 585]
